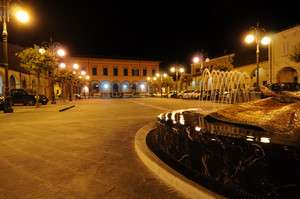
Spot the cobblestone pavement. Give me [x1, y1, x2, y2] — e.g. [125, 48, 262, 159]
[0, 98, 224, 199]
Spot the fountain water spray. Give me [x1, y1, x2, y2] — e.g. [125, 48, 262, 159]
[197, 69, 259, 107]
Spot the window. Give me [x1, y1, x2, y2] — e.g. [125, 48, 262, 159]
[114, 68, 118, 76]
[124, 68, 128, 76]
[143, 69, 147, 76]
[92, 67, 97, 75]
[132, 69, 139, 76]
[103, 67, 108, 76]
[195, 68, 200, 73]
[152, 69, 156, 76]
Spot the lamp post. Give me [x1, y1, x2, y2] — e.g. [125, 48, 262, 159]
[170, 62, 184, 92]
[156, 72, 167, 98]
[59, 63, 79, 101]
[147, 76, 157, 95]
[78, 70, 89, 99]
[245, 22, 270, 90]
[1, 0, 29, 113]
[40, 36, 65, 104]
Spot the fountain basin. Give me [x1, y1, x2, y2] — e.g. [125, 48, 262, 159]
[150, 108, 300, 199]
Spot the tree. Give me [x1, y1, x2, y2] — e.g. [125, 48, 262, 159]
[289, 42, 300, 63]
[162, 76, 174, 87]
[151, 80, 159, 93]
[213, 61, 233, 71]
[53, 67, 74, 102]
[162, 76, 174, 97]
[16, 45, 58, 107]
[179, 73, 193, 90]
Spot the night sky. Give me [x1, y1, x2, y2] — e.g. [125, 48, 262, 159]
[6, 0, 300, 70]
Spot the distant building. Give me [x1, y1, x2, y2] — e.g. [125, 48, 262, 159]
[189, 24, 300, 90]
[0, 43, 160, 99]
[62, 56, 160, 97]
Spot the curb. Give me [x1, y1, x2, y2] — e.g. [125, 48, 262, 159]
[135, 122, 223, 199]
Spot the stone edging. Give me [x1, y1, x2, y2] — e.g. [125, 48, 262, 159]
[135, 122, 223, 199]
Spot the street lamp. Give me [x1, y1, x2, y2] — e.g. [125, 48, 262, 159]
[41, 36, 65, 104]
[1, 0, 29, 113]
[193, 51, 210, 69]
[245, 22, 270, 90]
[58, 62, 82, 101]
[147, 76, 157, 95]
[156, 72, 167, 98]
[170, 63, 184, 92]
[16, 11, 29, 22]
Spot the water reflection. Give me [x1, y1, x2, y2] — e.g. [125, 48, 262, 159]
[155, 109, 300, 198]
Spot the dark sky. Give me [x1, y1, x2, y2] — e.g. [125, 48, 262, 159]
[7, 0, 300, 70]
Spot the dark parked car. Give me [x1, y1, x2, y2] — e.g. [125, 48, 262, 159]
[0, 95, 4, 110]
[264, 82, 300, 93]
[261, 82, 300, 98]
[10, 89, 49, 105]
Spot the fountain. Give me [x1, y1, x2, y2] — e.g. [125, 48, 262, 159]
[197, 69, 261, 105]
[146, 83, 300, 198]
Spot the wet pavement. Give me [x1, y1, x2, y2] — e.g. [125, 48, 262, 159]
[0, 98, 223, 199]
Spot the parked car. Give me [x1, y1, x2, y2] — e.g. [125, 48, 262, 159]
[263, 82, 300, 94]
[0, 95, 4, 110]
[176, 91, 184, 98]
[164, 91, 177, 98]
[192, 90, 201, 99]
[182, 90, 195, 99]
[10, 89, 49, 105]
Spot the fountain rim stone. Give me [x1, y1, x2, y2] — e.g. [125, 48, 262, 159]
[135, 121, 225, 199]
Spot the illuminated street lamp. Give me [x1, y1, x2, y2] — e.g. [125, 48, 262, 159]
[1, 0, 29, 113]
[170, 63, 185, 92]
[41, 36, 65, 104]
[156, 72, 167, 98]
[147, 76, 157, 94]
[193, 51, 210, 69]
[16, 11, 29, 22]
[245, 22, 270, 90]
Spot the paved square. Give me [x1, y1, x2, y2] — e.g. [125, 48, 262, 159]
[0, 98, 222, 199]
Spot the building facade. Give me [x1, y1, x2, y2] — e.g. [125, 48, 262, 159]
[190, 24, 300, 90]
[64, 56, 160, 96]
[0, 43, 50, 96]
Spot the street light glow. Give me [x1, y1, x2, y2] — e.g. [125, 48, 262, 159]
[60, 63, 66, 68]
[261, 36, 271, 45]
[170, 67, 175, 72]
[104, 84, 109, 89]
[73, 64, 79, 69]
[57, 49, 65, 56]
[193, 57, 200, 63]
[16, 11, 29, 23]
[245, 34, 255, 43]
[39, 48, 45, 54]
[179, 68, 184, 73]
